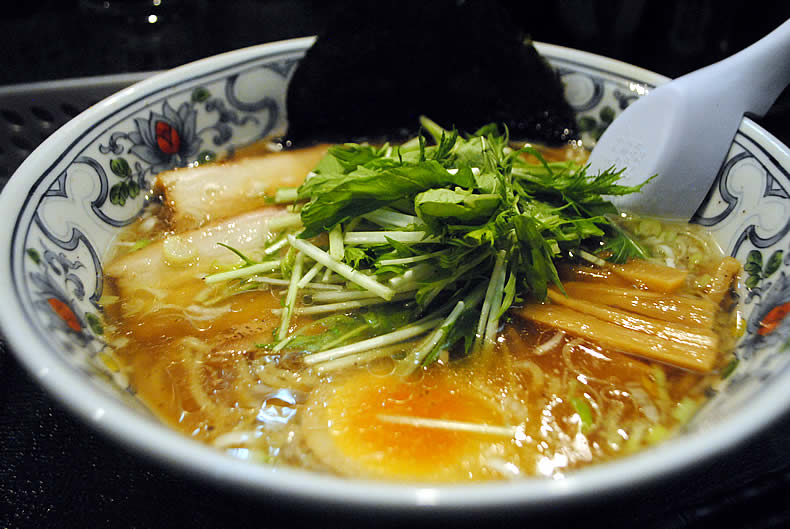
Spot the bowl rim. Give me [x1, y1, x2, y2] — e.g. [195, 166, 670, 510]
[1, 36, 789, 512]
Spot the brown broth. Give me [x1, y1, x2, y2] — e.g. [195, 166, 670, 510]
[101, 142, 739, 481]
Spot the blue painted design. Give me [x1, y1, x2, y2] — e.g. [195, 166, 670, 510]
[692, 151, 751, 227]
[100, 100, 202, 176]
[262, 57, 300, 78]
[32, 213, 103, 307]
[765, 174, 790, 200]
[12, 47, 308, 383]
[43, 171, 69, 198]
[556, 67, 605, 112]
[27, 239, 103, 349]
[612, 88, 639, 110]
[739, 271, 790, 356]
[203, 96, 260, 145]
[74, 156, 145, 227]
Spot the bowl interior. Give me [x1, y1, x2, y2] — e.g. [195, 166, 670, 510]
[3, 38, 790, 509]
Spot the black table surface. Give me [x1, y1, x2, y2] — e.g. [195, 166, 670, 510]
[2, 2, 790, 528]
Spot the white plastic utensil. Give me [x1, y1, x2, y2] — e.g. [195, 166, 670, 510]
[588, 18, 790, 220]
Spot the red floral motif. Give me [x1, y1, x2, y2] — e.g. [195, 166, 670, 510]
[758, 302, 790, 336]
[47, 297, 82, 332]
[155, 120, 181, 154]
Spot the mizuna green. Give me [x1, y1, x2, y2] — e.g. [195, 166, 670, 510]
[207, 117, 651, 373]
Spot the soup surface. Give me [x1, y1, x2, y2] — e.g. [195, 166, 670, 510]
[101, 136, 740, 482]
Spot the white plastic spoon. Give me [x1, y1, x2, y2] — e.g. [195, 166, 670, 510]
[587, 18, 790, 220]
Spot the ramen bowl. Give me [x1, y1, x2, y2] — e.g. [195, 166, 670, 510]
[1, 37, 789, 512]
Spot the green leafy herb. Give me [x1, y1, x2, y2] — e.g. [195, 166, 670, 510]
[130, 238, 152, 252]
[570, 396, 594, 432]
[598, 223, 651, 264]
[296, 118, 646, 359]
[216, 242, 257, 266]
[344, 247, 370, 268]
[210, 117, 649, 369]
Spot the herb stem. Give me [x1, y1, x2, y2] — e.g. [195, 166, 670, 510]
[265, 212, 303, 232]
[297, 261, 324, 288]
[397, 301, 465, 375]
[329, 224, 345, 261]
[310, 289, 415, 304]
[483, 256, 508, 352]
[271, 292, 413, 315]
[277, 251, 304, 341]
[388, 262, 436, 291]
[578, 249, 608, 267]
[302, 314, 445, 365]
[287, 235, 396, 300]
[204, 260, 281, 284]
[475, 250, 506, 353]
[376, 415, 523, 438]
[314, 343, 410, 372]
[344, 231, 440, 245]
[320, 324, 370, 351]
[263, 237, 289, 256]
[274, 187, 299, 203]
[362, 209, 422, 228]
[378, 250, 447, 267]
[250, 275, 342, 290]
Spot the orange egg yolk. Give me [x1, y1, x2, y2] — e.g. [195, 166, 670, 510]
[306, 369, 510, 481]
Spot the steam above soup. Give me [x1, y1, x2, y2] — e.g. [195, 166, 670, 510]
[101, 122, 740, 482]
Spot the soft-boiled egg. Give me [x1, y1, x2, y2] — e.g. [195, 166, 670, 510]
[302, 368, 525, 481]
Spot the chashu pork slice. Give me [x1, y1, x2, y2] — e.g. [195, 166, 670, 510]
[155, 144, 327, 231]
[105, 207, 295, 297]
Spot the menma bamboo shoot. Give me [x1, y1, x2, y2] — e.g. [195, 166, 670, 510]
[516, 304, 717, 372]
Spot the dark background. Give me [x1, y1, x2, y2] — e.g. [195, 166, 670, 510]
[2, 1, 790, 528]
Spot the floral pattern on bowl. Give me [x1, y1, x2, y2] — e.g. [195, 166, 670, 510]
[3, 38, 790, 508]
[13, 46, 302, 395]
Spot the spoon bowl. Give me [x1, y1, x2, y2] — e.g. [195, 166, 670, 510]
[588, 18, 790, 219]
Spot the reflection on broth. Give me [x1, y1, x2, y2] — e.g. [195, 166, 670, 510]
[101, 132, 740, 482]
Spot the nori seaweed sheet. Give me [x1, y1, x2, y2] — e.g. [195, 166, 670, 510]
[284, 0, 578, 146]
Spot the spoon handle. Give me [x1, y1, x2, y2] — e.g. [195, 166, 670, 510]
[673, 18, 790, 117]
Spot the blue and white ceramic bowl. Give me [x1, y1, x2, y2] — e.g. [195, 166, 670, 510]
[1, 38, 789, 510]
